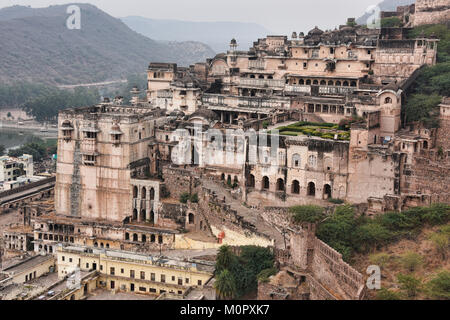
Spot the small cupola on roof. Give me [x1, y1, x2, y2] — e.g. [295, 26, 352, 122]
[308, 26, 324, 36]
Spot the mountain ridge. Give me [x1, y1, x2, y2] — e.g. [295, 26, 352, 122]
[0, 4, 215, 85]
[121, 16, 271, 53]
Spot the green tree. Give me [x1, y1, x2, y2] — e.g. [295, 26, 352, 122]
[380, 17, 402, 28]
[216, 245, 235, 273]
[400, 252, 423, 272]
[376, 288, 403, 300]
[404, 93, 442, 127]
[290, 205, 325, 224]
[214, 269, 237, 300]
[179, 192, 190, 204]
[397, 273, 421, 298]
[429, 232, 449, 260]
[425, 271, 450, 299]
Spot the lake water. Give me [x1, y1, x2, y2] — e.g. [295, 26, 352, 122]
[0, 128, 57, 151]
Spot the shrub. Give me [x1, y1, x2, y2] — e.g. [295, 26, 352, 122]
[428, 232, 448, 260]
[328, 198, 344, 204]
[376, 288, 403, 300]
[369, 253, 391, 268]
[422, 203, 450, 225]
[190, 193, 199, 203]
[257, 267, 278, 283]
[179, 192, 190, 204]
[400, 252, 423, 272]
[425, 271, 450, 299]
[290, 205, 325, 224]
[397, 273, 421, 297]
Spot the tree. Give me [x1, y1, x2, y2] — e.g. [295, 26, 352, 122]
[425, 271, 450, 299]
[179, 192, 190, 204]
[400, 252, 423, 272]
[214, 269, 237, 300]
[6, 112, 11, 118]
[429, 233, 449, 260]
[397, 274, 421, 298]
[290, 205, 325, 224]
[216, 245, 235, 273]
[376, 288, 403, 300]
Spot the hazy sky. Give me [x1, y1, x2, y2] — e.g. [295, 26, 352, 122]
[0, 0, 384, 33]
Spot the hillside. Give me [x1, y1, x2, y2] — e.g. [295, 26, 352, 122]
[121, 16, 271, 53]
[357, 0, 416, 25]
[0, 4, 215, 85]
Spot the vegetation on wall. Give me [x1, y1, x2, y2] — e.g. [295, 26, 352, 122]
[215, 245, 275, 299]
[275, 121, 351, 141]
[291, 204, 450, 262]
[380, 16, 403, 28]
[403, 24, 450, 127]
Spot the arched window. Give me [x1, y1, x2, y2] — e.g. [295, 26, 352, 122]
[343, 81, 349, 87]
[258, 74, 264, 79]
[188, 213, 195, 224]
[150, 188, 155, 200]
[132, 209, 138, 220]
[276, 178, 285, 191]
[313, 80, 319, 85]
[133, 234, 138, 242]
[125, 233, 129, 240]
[307, 182, 316, 196]
[133, 186, 138, 198]
[158, 235, 163, 244]
[150, 211, 155, 225]
[142, 235, 147, 243]
[262, 176, 270, 190]
[308, 155, 317, 167]
[150, 235, 156, 243]
[350, 81, 357, 87]
[323, 184, 332, 199]
[299, 79, 305, 85]
[335, 81, 342, 86]
[328, 80, 334, 86]
[140, 210, 146, 221]
[306, 79, 311, 85]
[320, 80, 326, 85]
[291, 180, 300, 194]
[385, 97, 392, 104]
[292, 154, 301, 167]
[141, 187, 147, 199]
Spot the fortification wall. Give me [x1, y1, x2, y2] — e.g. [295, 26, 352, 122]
[414, 0, 450, 26]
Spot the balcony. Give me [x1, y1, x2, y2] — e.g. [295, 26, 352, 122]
[248, 60, 265, 69]
[285, 85, 311, 94]
[81, 139, 98, 155]
[239, 78, 285, 89]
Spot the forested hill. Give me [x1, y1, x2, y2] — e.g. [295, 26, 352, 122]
[0, 4, 215, 85]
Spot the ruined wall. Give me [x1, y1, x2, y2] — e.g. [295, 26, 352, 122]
[414, 0, 450, 26]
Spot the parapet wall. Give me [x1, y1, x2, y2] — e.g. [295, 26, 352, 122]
[414, 0, 450, 26]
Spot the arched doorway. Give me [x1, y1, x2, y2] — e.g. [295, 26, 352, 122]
[307, 182, 316, 197]
[150, 211, 155, 224]
[262, 176, 270, 190]
[247, 174, 255, 188]
[323, 184, 332, 199]
[140, 209, 146, 221]
[188, 213, 195, 224]
[291, 180, 300, 194]
[276, 178, 285, 191]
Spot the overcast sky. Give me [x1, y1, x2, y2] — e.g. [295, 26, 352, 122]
[0, 0, 384, 33]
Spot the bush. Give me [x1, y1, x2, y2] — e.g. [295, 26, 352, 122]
[425, 271, 450, 299]
[290, 205, 325, 224]
[179, 192, 190, 204]
[422, 203, 450, 225]
[376, 288, 403, 300]
[369, 253, 391, 268]
[257, 267, 278, 283]
[190, 193, 199, 203]
[397, 273, 421, 297]
[400, 252, 423, 272]
[428, 232, 449, 260]
[328, 198, 344, 204]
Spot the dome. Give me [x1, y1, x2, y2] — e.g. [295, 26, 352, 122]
[308, 26, 324, 36]
[109, 123, 122, 135]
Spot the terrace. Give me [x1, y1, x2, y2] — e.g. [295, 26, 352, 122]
[272, 121, 351, 141]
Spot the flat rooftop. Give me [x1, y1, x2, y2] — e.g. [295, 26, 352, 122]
[2, 255, 53, 274]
